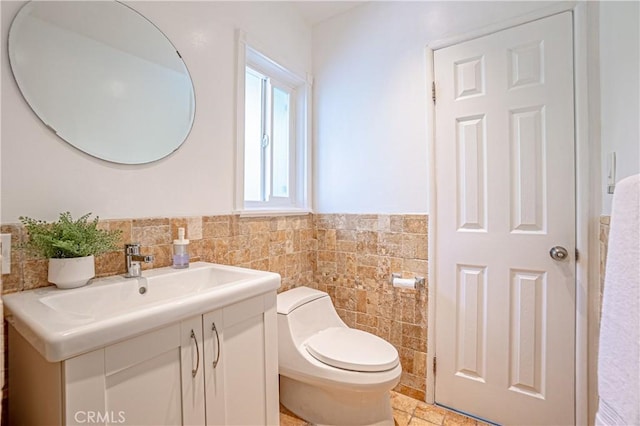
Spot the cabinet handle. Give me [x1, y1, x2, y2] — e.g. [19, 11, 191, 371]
[212, 322, 221, 368]
[190, 329, 200, 378]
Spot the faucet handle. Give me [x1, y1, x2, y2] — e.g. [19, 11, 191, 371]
[125, 243, 141, 255]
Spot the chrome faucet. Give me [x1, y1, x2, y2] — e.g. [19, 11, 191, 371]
[124, 243, 154, 278]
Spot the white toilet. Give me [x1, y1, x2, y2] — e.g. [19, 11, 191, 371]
[277, 287, 402, 426]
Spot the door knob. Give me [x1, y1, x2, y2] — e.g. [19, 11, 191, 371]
[550, 246, 569, 261]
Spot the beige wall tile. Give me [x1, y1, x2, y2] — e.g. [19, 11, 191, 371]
[132, 223, 171, 246]
[22, 259, 48, 290]
[95, 251, 125, 277]
[203, 219, 231, 239]
[403, 216, 428, 235]
[413, 350, 427, 377]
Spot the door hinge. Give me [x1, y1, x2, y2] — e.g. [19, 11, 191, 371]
[575, 249, 579, 262]
[431, 82, 436, 104]
[433, 357, 437, 375]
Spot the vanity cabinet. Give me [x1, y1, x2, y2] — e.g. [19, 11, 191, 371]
[183, 293, 280, 426]
[9, 292, 279, 426]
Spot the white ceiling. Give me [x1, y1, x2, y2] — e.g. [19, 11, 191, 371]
[293, 1, 366, 25]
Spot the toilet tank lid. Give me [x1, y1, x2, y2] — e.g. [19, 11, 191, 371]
[277, 287, 328, 315]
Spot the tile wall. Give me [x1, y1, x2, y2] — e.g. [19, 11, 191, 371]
[1, 213, 429, 400]
[0, 214, 316, 294]
[313, 214, 429, 400]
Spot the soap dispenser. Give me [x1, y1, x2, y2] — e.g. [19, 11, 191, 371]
[172, 227, 190, 269]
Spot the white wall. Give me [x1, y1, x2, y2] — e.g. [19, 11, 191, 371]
[1, 1, 312, 222]
[313, 1, 572, 214]
[599, 1, 640, 215]
[5, 0, 635, 221]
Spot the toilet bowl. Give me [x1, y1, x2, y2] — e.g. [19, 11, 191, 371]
[277, 287, 402, 426]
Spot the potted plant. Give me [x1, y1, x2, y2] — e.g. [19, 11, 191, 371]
[19, 212, 121, 289]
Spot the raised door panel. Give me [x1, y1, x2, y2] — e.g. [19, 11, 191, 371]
[456, 115, 487, 232]
[509, 106, 546, 233]
[455, 264, 487, 382]
[508, 269, 546, 399]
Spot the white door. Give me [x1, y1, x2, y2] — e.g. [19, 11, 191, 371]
[434, 12, 575, 425]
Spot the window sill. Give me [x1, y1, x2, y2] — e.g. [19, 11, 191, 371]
[236, 208, 313, 218]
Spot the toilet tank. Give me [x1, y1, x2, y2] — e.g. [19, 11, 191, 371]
[277, 287, 346, 345]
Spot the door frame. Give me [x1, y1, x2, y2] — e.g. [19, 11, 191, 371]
[425, 3, 599, 425]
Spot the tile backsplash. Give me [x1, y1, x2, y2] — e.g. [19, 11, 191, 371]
[1, 213, 428, 400]
[1, 214, 316, 294]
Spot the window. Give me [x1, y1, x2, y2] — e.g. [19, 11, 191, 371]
[236, 36, 311, 215]
[244, 67, 292, 203]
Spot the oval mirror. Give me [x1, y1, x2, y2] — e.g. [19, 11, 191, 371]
[8, 1, 195, 165]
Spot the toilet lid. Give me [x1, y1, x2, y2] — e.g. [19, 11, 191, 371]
[305, 327, 399, 372]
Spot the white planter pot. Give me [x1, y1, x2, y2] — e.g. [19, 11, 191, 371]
[48, 255, 95, 289]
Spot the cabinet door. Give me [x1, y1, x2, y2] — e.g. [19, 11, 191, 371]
[180, 315, 206, 425]
[203, 293, 279, 425]
[65, 324, 183, 426]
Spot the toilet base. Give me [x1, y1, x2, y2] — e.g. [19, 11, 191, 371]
[279, 375, 394, 426]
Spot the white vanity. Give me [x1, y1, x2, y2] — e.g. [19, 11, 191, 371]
[3, 262, 281, 426]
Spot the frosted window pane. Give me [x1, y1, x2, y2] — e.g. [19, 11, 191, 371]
[272, 87, 290, 198]
[244, 70, 263, 202]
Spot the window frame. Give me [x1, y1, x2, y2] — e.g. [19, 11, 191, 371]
[235, 31, 312, 216]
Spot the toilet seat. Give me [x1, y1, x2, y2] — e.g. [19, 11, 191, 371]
[305, 327, 399, 372]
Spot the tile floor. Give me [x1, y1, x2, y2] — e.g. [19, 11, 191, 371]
[279, 391, 486, 426]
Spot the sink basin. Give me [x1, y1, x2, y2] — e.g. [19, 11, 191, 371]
[3, 262, 280, 362]
[40, 264, 257, 320]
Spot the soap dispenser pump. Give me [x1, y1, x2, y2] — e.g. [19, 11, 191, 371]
[172, 227, 190, 269]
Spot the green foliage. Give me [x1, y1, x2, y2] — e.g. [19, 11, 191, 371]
[19, 212, 122, 259]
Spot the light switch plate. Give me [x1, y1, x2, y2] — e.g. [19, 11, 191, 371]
[1, 233, 11, 274]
